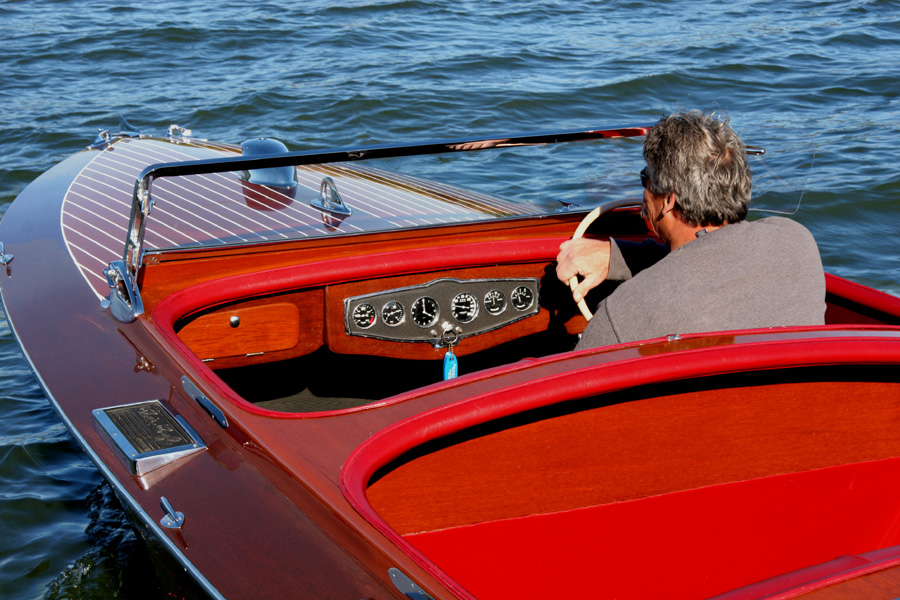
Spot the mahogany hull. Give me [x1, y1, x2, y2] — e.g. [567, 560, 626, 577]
[2, 133, 900, 600]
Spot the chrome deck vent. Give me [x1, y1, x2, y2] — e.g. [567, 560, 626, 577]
[93, 400, 205, 476]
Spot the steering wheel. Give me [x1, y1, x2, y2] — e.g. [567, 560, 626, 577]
[567, 206, 603, 322]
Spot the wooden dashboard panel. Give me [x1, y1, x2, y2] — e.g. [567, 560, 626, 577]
[174, 261, 575, 367]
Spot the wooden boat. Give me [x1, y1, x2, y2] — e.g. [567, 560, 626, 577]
[1, 120, 899, 600]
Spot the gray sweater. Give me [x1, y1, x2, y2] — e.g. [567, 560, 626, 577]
[576, 217, 826, 349]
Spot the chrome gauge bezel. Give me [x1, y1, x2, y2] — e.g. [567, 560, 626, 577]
[352, 303, 377, 329]
[511, 285, 535, 311]
[411, 296, 439, 328]
[451, 292, 479, 323]
[381, 300, 405, 326]
[483, 289, 507, 315]
[344, 277, 540, 344]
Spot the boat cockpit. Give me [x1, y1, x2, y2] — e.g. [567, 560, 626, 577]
[95, 126, 896, 417]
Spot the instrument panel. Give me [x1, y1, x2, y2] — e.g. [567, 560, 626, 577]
[344, 278, 540, 345]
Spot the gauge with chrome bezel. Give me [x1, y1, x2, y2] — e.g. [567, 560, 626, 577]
[484, 289, 507, 315]
[352, 303, 376, 329]
[411, 296, 439, 328]
[511, 285, 534, 311]
[381, 300, 405, 326]
[451, 292, 479, 323]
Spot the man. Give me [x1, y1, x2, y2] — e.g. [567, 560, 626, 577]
[556, 111, 825, 350]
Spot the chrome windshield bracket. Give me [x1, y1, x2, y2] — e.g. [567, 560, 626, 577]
[311, 176, 352, 216]
[102, 260, 144, 323]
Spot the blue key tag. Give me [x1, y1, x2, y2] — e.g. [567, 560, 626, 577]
[443, 346, 458, 380]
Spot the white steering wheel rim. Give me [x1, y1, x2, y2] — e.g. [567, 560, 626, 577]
[568, 206, 603, 321]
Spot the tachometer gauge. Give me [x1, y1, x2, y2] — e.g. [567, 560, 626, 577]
[381, 300, 405, 326]
[511, 285, 534, 311]
[451, 292, 479, 323]
[484, 289, 506, 315]
[352, 303, 376, 329]
[411, 296, 439, 328]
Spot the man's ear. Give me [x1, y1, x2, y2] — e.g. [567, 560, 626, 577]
[662, 193, 679, 215]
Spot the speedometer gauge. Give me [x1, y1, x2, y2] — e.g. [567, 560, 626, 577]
[451, 292, 478, 323]
[411, 296, 439, 328]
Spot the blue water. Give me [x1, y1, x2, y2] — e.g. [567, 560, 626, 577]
[1, 0, 898, 597]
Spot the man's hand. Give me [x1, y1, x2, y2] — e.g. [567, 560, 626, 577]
[556, 238, 611, 303]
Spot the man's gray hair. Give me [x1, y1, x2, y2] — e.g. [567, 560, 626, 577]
[643, 111, 751, 227]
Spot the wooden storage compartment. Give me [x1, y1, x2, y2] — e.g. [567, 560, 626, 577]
[175, 289, 325, 367]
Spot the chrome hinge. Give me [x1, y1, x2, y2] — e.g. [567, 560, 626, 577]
[101, 260, 144, 323]
[182, 376, 228, 428]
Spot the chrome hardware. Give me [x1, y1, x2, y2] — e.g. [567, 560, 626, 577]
[89, 129, 112, 150]
[182, 376, 228, 428]
[168, 124, 193, 138]
[311, 176, 352, 217]
[160, 497, 185, 530]
[93, 400, 205, 476]
[88, 118, 141, 150]
[437, 327, 459, 349]
[102, 260, 144, 323]
[134, 355, 154, 373]
[0, 242, 13, 265]
[238, 138, 297, 188]
[229, 315, 240, 328]
[746, 145, 766, 155]
[388, 568, 435, 600]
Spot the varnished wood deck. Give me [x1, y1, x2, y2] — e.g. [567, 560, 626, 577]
[60, 137, 539, 299]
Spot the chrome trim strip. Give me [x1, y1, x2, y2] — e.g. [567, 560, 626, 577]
[0, 290, 226, 600]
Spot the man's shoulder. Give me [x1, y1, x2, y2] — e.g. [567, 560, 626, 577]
[748, 215, 814, 235]
[744, 216, 819, 250]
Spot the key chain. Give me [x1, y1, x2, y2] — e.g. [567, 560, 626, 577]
[442, 330, 459, 380]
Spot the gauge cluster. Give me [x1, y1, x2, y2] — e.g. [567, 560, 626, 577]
[344, 278, 540, 344]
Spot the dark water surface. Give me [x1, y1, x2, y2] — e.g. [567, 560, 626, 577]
[1, 0, 899, 597]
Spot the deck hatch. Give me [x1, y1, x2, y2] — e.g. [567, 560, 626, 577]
[93, 400, 205, 476]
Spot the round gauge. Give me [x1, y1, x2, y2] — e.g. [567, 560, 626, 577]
[451, 292, 479, 323]
[381, 300, 405, 326]
[411, 296, 439, 328]
[511, 285, 535, 311]
[484, 289, 507, 315]
[352, 303, 376, 329]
